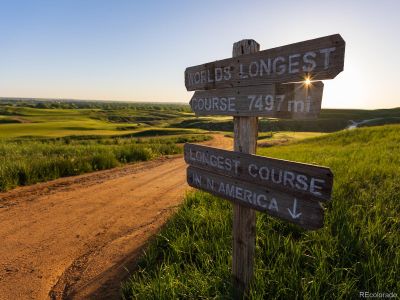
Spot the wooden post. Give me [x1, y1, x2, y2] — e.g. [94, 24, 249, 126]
[232, 39, 260, 298]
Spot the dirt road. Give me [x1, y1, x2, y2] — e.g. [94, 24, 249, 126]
[0, 135, 232, 300]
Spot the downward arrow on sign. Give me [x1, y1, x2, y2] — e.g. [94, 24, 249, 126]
[287, 198, 302, 219]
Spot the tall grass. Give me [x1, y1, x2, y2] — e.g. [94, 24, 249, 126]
[0, 134, 211, 192]
[122, 125, 400, 299]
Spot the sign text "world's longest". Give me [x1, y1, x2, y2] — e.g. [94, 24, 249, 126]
[185, 34, 345, 91]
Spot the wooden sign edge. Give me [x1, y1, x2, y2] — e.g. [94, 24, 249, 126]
[187, 166, 324, 230]
[189, 81, 324, 118]
[185, 34, 345, 90]
[185, 34, 344, 73]
[184, 143, 333, 202]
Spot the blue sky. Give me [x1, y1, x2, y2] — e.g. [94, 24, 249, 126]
[0, 0, 399, 109]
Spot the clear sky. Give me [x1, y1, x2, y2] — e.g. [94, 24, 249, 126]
[0, 0, 399, 109]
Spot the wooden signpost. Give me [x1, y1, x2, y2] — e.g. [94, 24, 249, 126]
[184, 34, 345, 298]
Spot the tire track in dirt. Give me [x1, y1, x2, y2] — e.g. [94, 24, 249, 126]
[0, 134, 232, 300]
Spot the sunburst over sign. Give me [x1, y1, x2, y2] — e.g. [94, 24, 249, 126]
[185, 34, 345, 91]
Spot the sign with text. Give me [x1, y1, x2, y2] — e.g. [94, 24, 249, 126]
[184, 35, 343, 293]
[187, 166, 324, 230]
[189, 81, 323, 118]
[184, 143, 333, 202]
[185, 34, 345, 91]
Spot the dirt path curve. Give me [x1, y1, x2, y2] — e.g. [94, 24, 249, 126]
[0, 134, 232, 300]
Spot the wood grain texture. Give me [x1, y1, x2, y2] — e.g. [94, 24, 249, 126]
[231, 39, 259, 298]
[187, 166, 324, 230]
[185, 34, 345, 91]
[184, 143, 333, 202]
[189, 81, 324, 118]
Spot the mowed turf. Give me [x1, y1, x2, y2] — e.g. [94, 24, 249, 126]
[122, 125, 400, 299]
[0, 106, 205, 138]
[0, 107, 134, 138]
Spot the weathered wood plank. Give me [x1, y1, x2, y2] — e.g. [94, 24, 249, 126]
[189, 81, 323, 118]
[231, 39, 259, 299]
[184, 143, 333, 202]
[187, 166, 324, 230]
[185, 34, 345, 91]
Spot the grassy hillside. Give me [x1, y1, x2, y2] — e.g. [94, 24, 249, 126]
[172, 108, 400, 132]
[0, 101, 319, 192]
[0, 134, 211, 192]
[122, 125, 400, 299]
[2, 99, 400, 135]
[0, 105, 130, 138]
[0, 104, 197, 138]
[0, 103, 212, 192]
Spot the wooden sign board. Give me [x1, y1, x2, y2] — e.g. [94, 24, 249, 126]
[184, 143, 333, 202]
[189, 81, 323, 118]
[187, 166, 324, 230]
[185, 34, 345, 91]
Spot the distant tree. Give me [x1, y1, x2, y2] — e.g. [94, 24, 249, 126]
[35, 102, 49, 109]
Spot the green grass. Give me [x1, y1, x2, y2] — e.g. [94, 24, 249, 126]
[122, 125, 400, 299]
[123, 128, 205, 138]
[0, 119, 127, 138]
[0, 134, 211, 192]
[0, 106, 131, 138]
[224, 131, 326, 147]
[2, 101, 400, 138]
[0, 140, 174, 191]
[0, 102, 195, 137]
[0, 105, 202, 138]
[171, 108, 400, 133]
[358, 117, 400, 127]
[0, 102, 213, 191]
